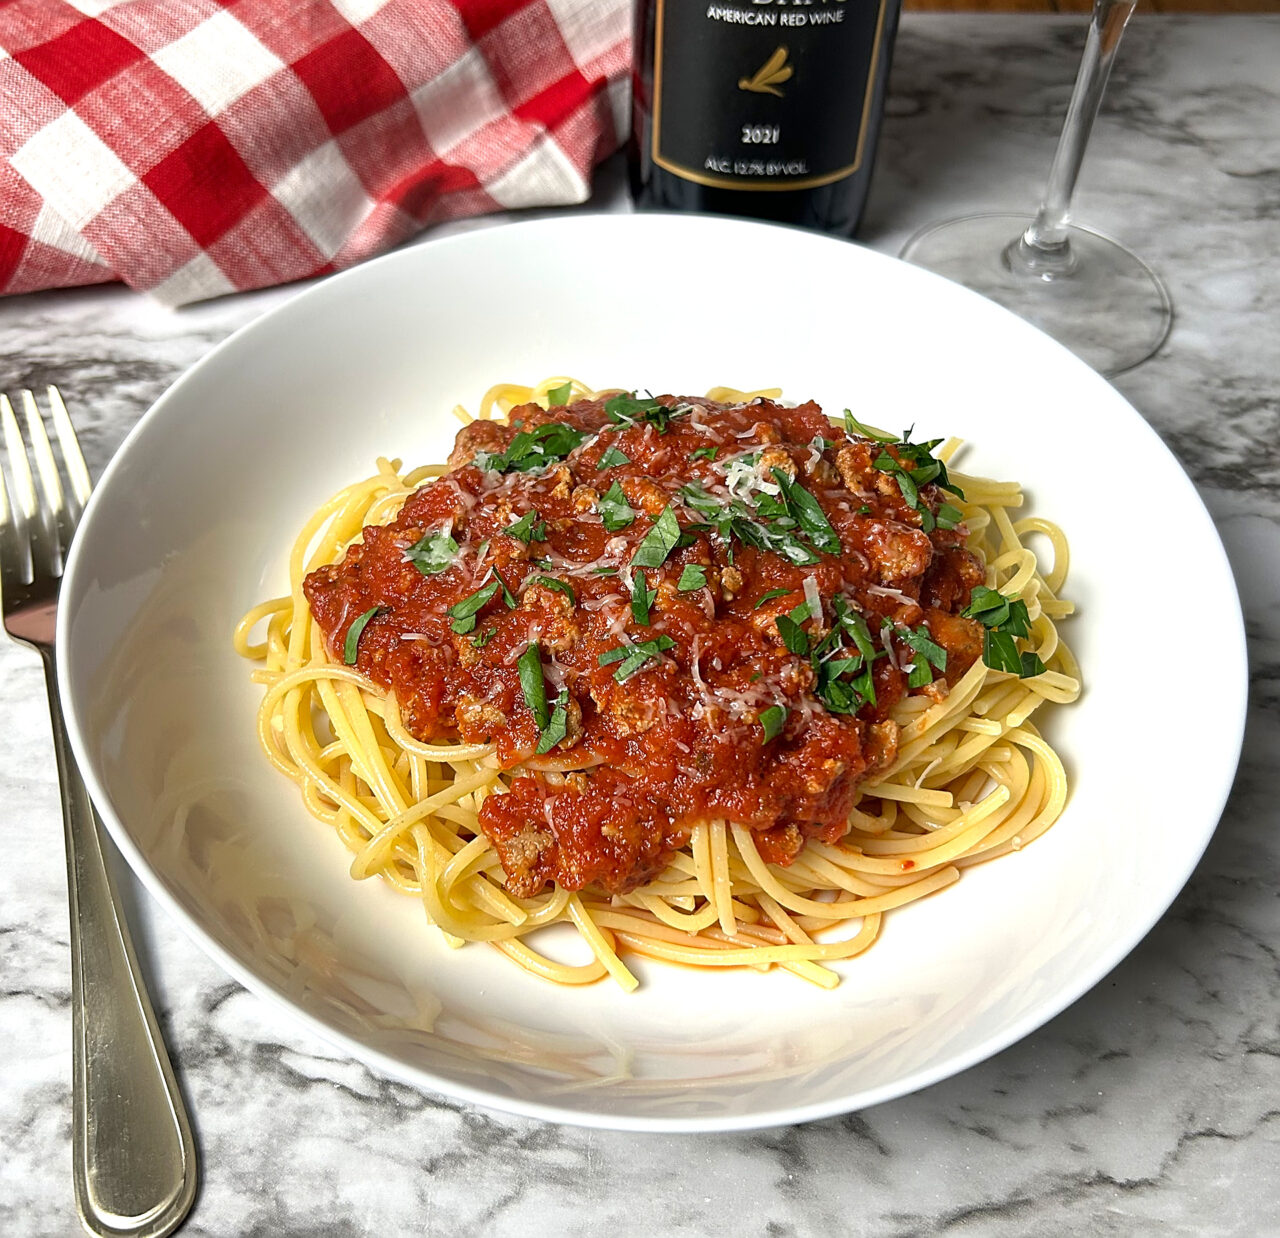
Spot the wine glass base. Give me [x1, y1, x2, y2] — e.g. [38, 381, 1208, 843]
[900, 213, 1173, 377]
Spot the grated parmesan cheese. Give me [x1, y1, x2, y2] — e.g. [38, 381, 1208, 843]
[866, 583, 916, 607]
[802, 575, 822, 620]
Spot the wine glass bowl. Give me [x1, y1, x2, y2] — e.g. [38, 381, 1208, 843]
[902, 212, 1172, 377]
[901, 0, 1173, 378]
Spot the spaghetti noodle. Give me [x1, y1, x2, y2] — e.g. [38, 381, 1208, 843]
[235, 379, 1080, 991]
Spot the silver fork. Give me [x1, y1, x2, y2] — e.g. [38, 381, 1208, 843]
[1, 389, 197, 1238]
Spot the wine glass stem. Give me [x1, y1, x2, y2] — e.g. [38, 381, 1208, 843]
[1019, 0, 1138, 267]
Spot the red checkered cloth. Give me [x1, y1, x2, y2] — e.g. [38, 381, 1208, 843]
[0, 0, 630, 305]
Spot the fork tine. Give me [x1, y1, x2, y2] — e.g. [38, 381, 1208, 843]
[3, 392, 60, 579]
[47, 386, 92, 514]
[0, 394, 34, 585]
[20, 386, 79, 570]
[0, 394, 33, 517]
[0, 425, 13, 589]
[21, 389, 70, 568]
[21, 390, 62, 506]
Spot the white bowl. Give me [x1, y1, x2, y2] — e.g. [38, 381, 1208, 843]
[59, 214, 1246, 1131]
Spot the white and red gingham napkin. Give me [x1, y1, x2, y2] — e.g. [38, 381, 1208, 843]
[0, 0, 630, 306]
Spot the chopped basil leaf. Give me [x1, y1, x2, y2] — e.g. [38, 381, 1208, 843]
[517, 646, 572, 754]
[776, 614, 809, 657]
[446, 580, 499, 633]
[343, 606, 381, 664]
[857, 505, 872, 515]
[679, 482, 722, 520]
[681, 479, 824, 566]
[823, 652, 878, 711]
[966, 587, 1033, 633]
[753, 489, 788, 521]
[962, 585, 1010, 625]
[677, 564, 708, 591]
[872, 444, 917, 504]
[492, 568, 518, 609]
[811, 625, 841, 660]
[690, 446, 719, 462]
[754, 588, 790, 609]
[629, 568, 655, 625]
[901, 625, 948, 671]
[504, 510, 547, 543]
[471, 628, 495, 648]
[862, 425, 965, 533]
[965, 588, 1044, 677]
[482, 421, 586, 473]
[599, 481, 636, 533]
[771, 468, 841, 556]
[536, 688, 570, 754]
[936, 502, 963, 531]
[517, 643, 550, 730]
[599, 635, 676, 682]
[604, 392, 656, 425]
[843, 410, 895, 443]
[885, 432, 964, 494]
[1020, 650, 1048, 678]
[592, 566, 619, 576]
[832, 598, 878, 662]
[848, 661, 878, 708]
[546, 381, 573, 407]
[983, 629, 1023, 676]
[597, 445, 630, 470]
[816, 680, 854, 714]
[758, 704, 787, 743]
[1004, 601, 1033, 639]
[631, 505, 682, 569]
[736, 513, 820, 566]
[810, 600, 884, 714]
[605, 392, 687, 433]
[883, 457, 920, 509]
[404, 529, 458, 576]
[533, 575, 576, 604]
[815, 673, 860, 714]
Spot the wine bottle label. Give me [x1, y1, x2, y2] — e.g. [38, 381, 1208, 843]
[652, 0, 891, 191]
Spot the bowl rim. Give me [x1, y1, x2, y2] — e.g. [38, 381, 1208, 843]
[57, 212, 1249, 1131]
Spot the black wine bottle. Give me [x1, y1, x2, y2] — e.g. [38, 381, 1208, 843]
[629, 0, 903, 236]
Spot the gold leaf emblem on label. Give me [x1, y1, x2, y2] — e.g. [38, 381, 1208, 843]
[738, 45, 794, 97]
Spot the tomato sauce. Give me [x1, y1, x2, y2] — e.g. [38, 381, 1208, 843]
[304, 395, 984, 896]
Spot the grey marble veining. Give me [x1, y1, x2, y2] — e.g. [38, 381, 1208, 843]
[2, 15, 1278, 1237]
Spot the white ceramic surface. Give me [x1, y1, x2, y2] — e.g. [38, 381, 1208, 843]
[57, 213, 1247, 1132]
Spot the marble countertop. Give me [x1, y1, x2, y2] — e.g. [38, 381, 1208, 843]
[3, 14, 1277, 1236]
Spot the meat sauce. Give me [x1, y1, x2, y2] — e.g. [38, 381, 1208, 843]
[304, 395, 985, 897]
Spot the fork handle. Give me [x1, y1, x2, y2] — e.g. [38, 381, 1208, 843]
[42, 654, 198, 1238]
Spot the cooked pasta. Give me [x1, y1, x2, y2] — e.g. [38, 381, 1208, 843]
[236, 379, 1079, 990]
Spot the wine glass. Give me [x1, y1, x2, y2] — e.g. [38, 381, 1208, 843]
[899, 0, 1172, 377]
